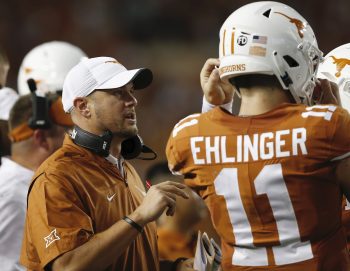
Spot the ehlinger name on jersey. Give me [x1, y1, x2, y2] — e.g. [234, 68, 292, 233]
[190, 128, 307, 165]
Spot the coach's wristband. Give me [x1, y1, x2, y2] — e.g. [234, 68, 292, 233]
[123, 216, 143, 233]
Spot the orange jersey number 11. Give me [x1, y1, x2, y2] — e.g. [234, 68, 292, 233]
[214, 163, 314, 266]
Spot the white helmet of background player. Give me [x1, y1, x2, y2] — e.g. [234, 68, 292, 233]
[317, 44, 350, 112]
[18, 41, 87, 95]
[219, 1, 322, 105]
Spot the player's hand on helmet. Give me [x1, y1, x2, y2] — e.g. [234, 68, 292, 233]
[200, 58, 234, 105]
[313, 78, 340, 106]
[133, 181, 189, 225]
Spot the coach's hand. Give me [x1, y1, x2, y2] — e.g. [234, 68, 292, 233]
[132, 181, 189, 226]
[200, 58, 234, 105]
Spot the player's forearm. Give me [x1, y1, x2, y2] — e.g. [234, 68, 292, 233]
[51, 213, 144, 271]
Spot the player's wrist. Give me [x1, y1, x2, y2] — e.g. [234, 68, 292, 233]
[202, 95, 233, 113]
[204, 92, 223, 105]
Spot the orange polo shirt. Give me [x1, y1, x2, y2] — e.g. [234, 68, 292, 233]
[20, 135, 159, 271]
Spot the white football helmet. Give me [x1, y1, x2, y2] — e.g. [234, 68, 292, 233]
[219, 1, 322, 105]
[317, 44, 350, 112]
[18, 41, 87, 95]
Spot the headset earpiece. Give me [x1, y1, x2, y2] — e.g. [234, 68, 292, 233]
[27, 79, 51, 129]
[121, 135, 157, 160]
[121, 135, 143, 160]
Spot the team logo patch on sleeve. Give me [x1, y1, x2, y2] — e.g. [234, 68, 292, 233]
[44, 228, 60, 248]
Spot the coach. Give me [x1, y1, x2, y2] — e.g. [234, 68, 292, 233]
[20, 57, 193, 271]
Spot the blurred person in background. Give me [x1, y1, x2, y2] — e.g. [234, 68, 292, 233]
[20, 56, 194, 271]
[317, 43, 350, 111]
[0, 41, 86, 271]
[17, 41, 87, 96]
[0, 40, 86, 161]
[0, 47, 19, 160]
[146, 162, 208, 261]
[0, 93, 73, 271]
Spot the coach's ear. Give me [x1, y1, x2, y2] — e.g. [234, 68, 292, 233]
[73, 97, 91, 118]
[32, 129, 49, 151]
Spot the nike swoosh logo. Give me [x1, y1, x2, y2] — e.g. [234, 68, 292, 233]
[134, 185, 146, 197]
[107, 193, 116, 202]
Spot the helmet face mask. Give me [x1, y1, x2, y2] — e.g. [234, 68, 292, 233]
[18, 41, 87, 95]
[218, 1, 322, 105]
[317, 44, 350, 112]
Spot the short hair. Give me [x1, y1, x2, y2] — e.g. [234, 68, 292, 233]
[8, 93, 60, 131]
[8, 94, 32, 131]
[230, 74, 281, 90]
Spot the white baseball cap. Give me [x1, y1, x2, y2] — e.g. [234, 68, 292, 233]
[62, 57, 153, 112]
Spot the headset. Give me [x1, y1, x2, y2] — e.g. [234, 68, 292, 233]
[121, 133, 157, 160]
[70, 125, 157, 160]
[27, 79, 51, 129]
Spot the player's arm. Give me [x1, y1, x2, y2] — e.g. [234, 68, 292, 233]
[200, 58, 235, 113]
[50, 181, 189, 271]
[336, 157, 350, 201]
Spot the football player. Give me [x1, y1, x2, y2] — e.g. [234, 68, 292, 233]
[0, 41, 86, 271]
[167, 2, 350, 270]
